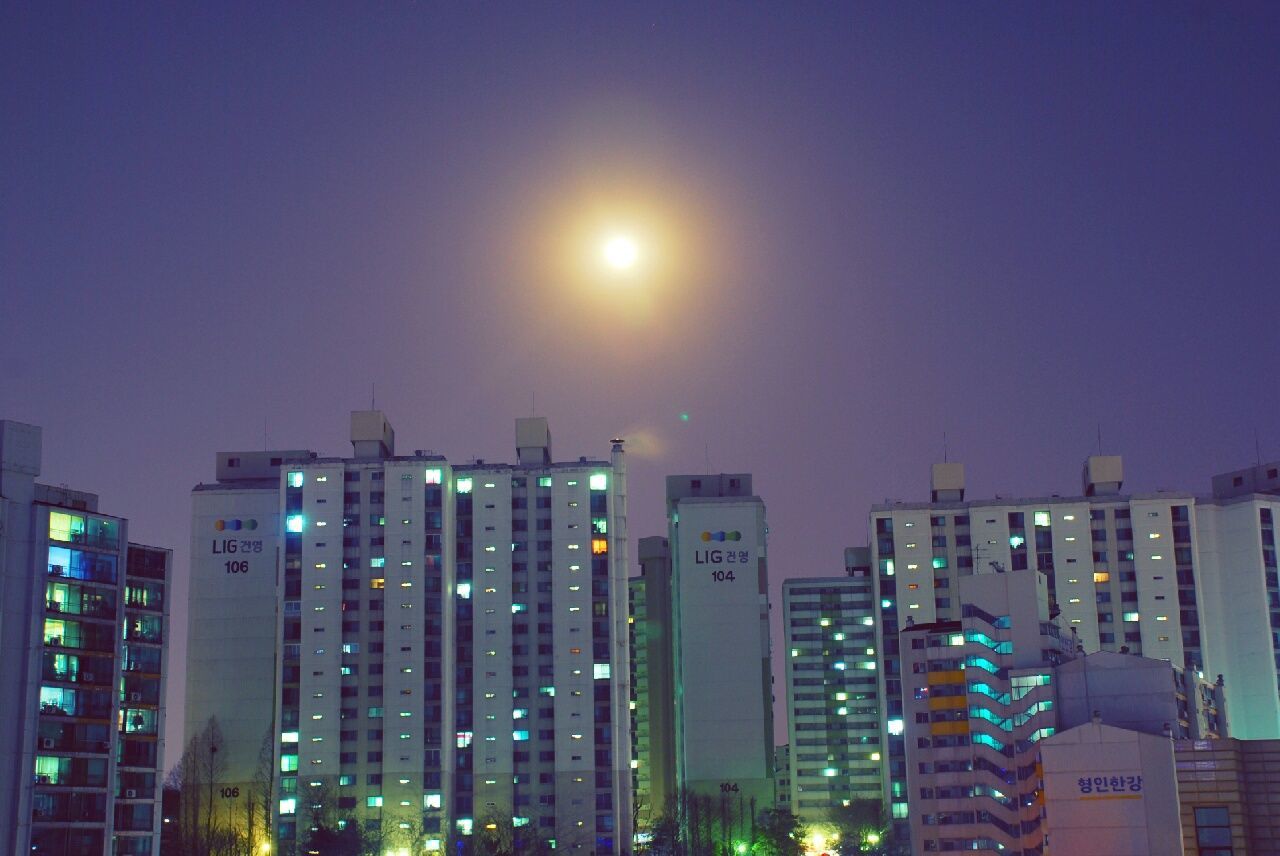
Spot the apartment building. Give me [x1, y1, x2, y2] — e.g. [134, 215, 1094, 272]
[666, 474, 774, 810]
[187, 412, 632, 854]
[871, 454, 1280, 842]
[781, 548, 884, 824]
[0, 420, 170, 856]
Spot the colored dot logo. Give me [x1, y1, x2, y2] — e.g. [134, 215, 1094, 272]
[700, 530, 742, 542]
[214, 519, 258, 531]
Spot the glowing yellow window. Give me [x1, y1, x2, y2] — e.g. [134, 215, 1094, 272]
[370, 578, 385, 589]
[1093, 572, 1110, 583]
[591, 539, 608, 555]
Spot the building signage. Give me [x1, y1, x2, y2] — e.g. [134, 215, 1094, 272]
[1077, 775, 1143, 798]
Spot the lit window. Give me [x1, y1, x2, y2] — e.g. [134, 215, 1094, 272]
[288, 471, 304, 488]
[370, 578, 385, 589]
[932, 557, 947, 570]
[484, 545, 496, 553]
[1093, 572, 1110, 583]
[589, 473, 608, 490]
[1123, 612, 1140, 622]
[1149, 532, 1161, 539]
[1155, 615, 1168, 622]
[279, 798, 297, 815]
[457, 478, 473, 494]
[887, 718, 904, 736]
[538, 476, 552, 488]
[512, 603, 528, 613]
[1034, 511, 1051, 527]
[425, 793, 442, 809]
[281, 731, 298, 743]
[484, 482, 496, 489]
[594, 663, 611, 680]
[280, 754, 298, 772]
[286, 515, 305, 533]
[513, 730, 529, 741]
[822, 767, 838, 777]
[457, 583, 471, 599]
[1009, 534, 1025, 549]
[591, 539, 608, 555]
[1068, 597, 1081, 604]
[1064, 514, 1075, 521]
[371, 557, 385, 568]
[456, 731, 473, 748]
[424, 468, 442, 485]
[367, 796, 383, 807]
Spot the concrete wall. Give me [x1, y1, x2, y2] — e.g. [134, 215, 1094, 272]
[1041, 722, 1182, 855]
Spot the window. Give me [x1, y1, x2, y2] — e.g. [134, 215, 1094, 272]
[1193, 806, 1232, 851]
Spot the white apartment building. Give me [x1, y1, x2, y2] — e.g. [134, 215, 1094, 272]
[666, 475, 774, 812]
[870, 454, 1280, 843]
[187, 412, 632, 855]
[0, 420, 171, 856]
[781, 548, 884, 825]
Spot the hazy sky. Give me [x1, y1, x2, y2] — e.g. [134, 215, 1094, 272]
[4, 3, 1279, 754]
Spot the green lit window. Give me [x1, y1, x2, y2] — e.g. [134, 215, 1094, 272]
[456, 478, 473, 494]
[47, 511, 86, 544]
[285, 515, 305, 533]
[1123, 612, 1140, 622]
[368, 707, 383, 718]
[424, 468, 442, 485]
[512, 603, 527, 614]
[287, 471, 304, 488]
[591, 517, 608, 534]
[538, 686, 555, 697]
[279, 798, 297, 815]
[538, 476, 552, 488]
[512, 730, 529, 741]
[932, 557, 948, 569]
[593, 663, 611, 680]
[589, 473, 608, 491]
[367, 795, 383, 807]
[456, 583, 471, 599]
[1009, 534, 1026, 549]
[370, 557, 385, 568]
[1034, 511, 1051, 527]
[280, 754, 298, 772]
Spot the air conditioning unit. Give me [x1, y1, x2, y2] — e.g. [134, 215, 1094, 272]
[124, 789, 138, 799]
[128, 692, 142, 702]
[40, 738, 55, 749]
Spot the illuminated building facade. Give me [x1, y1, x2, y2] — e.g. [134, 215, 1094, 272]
[187, 412, 632, 854]
[781, 548, 884, 824]
[628, 536, 676, 831]
[870, 455, 1280, 842]
[666, 474, 774, 809]
[0, 420, 171, 856]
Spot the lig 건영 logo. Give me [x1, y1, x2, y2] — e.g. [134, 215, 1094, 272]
[699, 530, 742, 542]
[214, 518, 258, 531]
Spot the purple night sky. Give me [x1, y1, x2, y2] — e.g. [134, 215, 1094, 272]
[3, 3, 1279, 755]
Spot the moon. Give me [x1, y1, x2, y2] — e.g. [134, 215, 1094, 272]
[602, 234, 639, 270]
